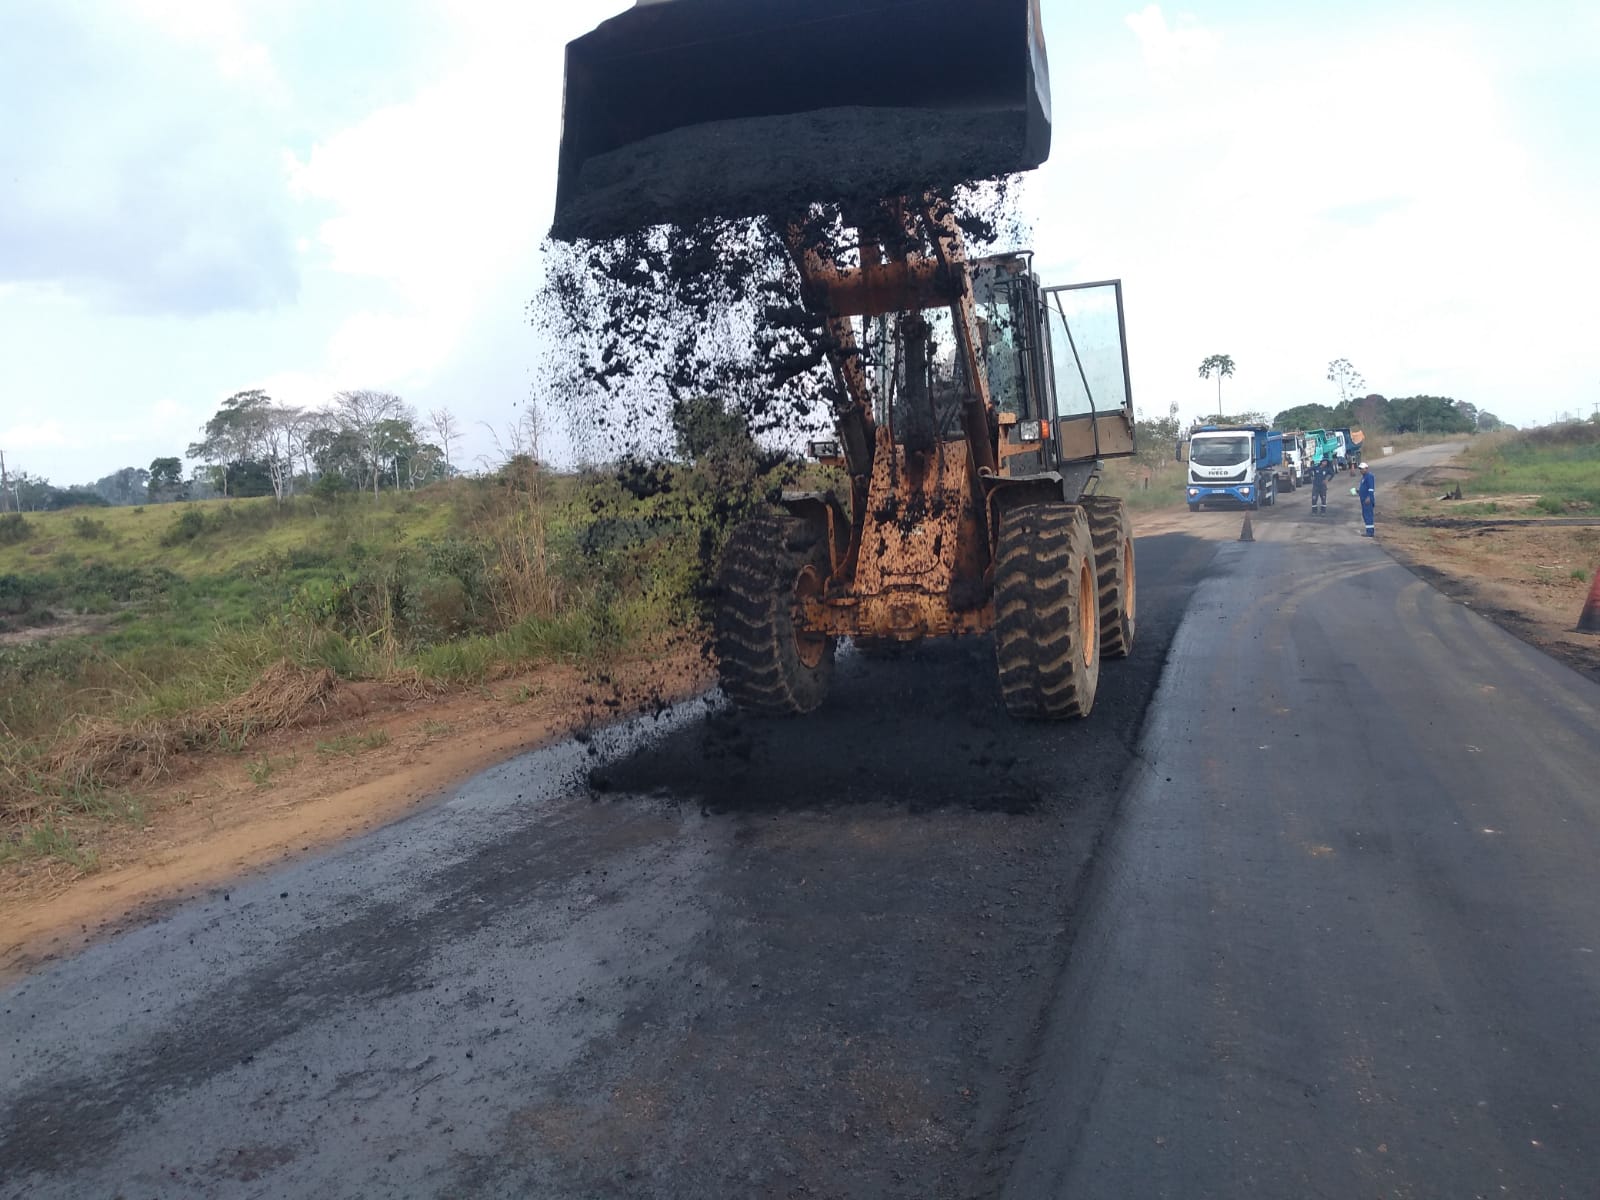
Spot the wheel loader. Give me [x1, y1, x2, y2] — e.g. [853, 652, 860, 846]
[552, 0, 1138, 720]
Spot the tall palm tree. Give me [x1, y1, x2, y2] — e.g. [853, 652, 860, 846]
[1198, 354, 1236, 421]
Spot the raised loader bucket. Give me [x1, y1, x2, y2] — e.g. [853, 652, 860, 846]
[551, 0, 1051, 241]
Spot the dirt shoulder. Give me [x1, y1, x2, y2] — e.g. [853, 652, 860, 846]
[1384, 459, 1600, 684]
[1, 648, 713, 986]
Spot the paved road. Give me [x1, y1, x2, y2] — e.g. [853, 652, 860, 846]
[7, 442, 1600, 1198]
[0, 527, 1216, 1199]
[1008, 445, 1600, 1198]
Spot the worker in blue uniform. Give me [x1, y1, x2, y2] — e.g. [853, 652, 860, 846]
[1309, 456, 1332, 513]
[1357, 462, 1376, 536]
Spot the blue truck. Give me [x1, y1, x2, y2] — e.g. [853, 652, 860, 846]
[1182, 424, 1285, 511]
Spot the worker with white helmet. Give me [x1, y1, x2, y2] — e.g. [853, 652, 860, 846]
[1356, 462, 1376, 536]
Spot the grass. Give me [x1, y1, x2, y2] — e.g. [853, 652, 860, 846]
[246, 754, 298, 786]
[315, 729, 391, 756]
[1455, 422, 1600, 512]
[1, 468, 701, 865]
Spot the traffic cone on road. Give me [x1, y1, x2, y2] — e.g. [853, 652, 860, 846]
[1578, 569, 1600, 633]
[1239, 513, 1254, 543]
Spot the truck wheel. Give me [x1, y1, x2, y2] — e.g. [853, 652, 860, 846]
[1188, 503, 1199, 514]
[1080, 496, 1136, 658]
[714, 517, 835, 715]
[994, 503, 1100, 719]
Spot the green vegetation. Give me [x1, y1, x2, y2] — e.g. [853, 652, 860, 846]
[0, 451, 771, 862]
[1458, 422, 1600, 513]
[316, 730, 391, 756]
[1273, 394, 1485, 437]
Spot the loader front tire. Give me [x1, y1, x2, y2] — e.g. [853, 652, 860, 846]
[994, 503, 1100, 720]
[1081, 495, 1136, 659]
[714, 517, 835, 715]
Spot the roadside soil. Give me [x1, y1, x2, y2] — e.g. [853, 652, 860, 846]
[1385, 461, 1600, 683]
[0, 646, 713, 986]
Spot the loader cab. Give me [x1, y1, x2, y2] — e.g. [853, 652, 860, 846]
[971, 259, 1137, 478]
[972, 254, 1050, 475]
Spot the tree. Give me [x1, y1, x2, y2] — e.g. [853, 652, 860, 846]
[1272, 403, 1339, 431]
[149, 457, 186, 502]
[307, 425, 366, 491]
[1326, 358, 1365, 404]
[428, 408, 461, 477]
[188, 390, 272, 498]
[260, 404, 309, 505]
[13, 471, 54, 511]
[91, 466, 149, 506]
[331, 389, 409, 497]
[374, 417, 422, 490]
[1197, 354, 1235, 420]
[1135, 401, 1183, 472]
[1386, 395, 1476, 435]
[1477, 411, 1505, 433]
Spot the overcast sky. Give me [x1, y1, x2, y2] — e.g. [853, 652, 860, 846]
[2, 0, 1596, 486]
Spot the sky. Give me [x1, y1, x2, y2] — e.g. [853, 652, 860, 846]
[2, 0, 1597, 487]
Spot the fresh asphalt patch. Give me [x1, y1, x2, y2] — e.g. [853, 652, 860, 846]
[1, 529, 1219, 1200]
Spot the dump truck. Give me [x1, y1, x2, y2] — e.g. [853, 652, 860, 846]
[552, 0, 1137, 721]
[1181, 425, 1284, 511]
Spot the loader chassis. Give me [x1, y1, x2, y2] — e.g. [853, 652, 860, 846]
[713, 197, 1139, 719]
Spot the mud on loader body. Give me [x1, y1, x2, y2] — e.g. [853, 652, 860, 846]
[551, 0, 1137, 720]
[715, 197, 1138, 719]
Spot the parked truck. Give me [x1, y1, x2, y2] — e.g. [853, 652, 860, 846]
[1305, 428, 1343, 470]
[1278, 431, 1308, 491]
[1183, 424, 1284, 511]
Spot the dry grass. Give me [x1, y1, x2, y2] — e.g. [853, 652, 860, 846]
[11, 663, 352, 814]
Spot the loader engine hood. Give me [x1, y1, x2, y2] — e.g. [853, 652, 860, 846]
[552, 0, 1052, 241]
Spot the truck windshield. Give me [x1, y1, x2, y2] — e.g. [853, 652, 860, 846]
[1191, 436, 1249, 466]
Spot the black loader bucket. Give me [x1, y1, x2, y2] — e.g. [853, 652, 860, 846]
[551, 0, 1051, 241]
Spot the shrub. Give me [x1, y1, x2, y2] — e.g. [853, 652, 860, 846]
[0, 514, 32, 545]
[160, 508, 209, 547]
[72, 516, 111, 541]
[412, 574, 473, 642]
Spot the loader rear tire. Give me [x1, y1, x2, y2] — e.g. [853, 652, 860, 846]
[1080, 495, 1136, 659]
[994, 503, 1100, 720]
[714, 517, 835, 715]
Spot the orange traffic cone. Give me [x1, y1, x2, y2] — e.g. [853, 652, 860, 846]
[1578, 569, 1600, 633]
[1239, 513, 1254, 543]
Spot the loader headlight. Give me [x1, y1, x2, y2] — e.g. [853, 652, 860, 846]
[1016, 419, 1047, 443]
[807, 439, 842, 460]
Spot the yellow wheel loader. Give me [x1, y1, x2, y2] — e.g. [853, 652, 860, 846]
[553, 0, 1137, 720]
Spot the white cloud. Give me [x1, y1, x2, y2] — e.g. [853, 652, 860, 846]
[1, 421, 69, 450]
[124, 0, 284, 96]
[1125, 5, 1220, 80]
[1027, 11, 1597, 426]
[280, 3, 622, 396]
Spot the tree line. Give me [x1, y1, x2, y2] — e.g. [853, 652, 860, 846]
[1271, 394, 1499, 437]
[0, 391, 466, 511]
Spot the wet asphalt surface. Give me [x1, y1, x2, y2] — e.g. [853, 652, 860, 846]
[7, 455, 1600, 1197]
[0, 525, 1214, 1199]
